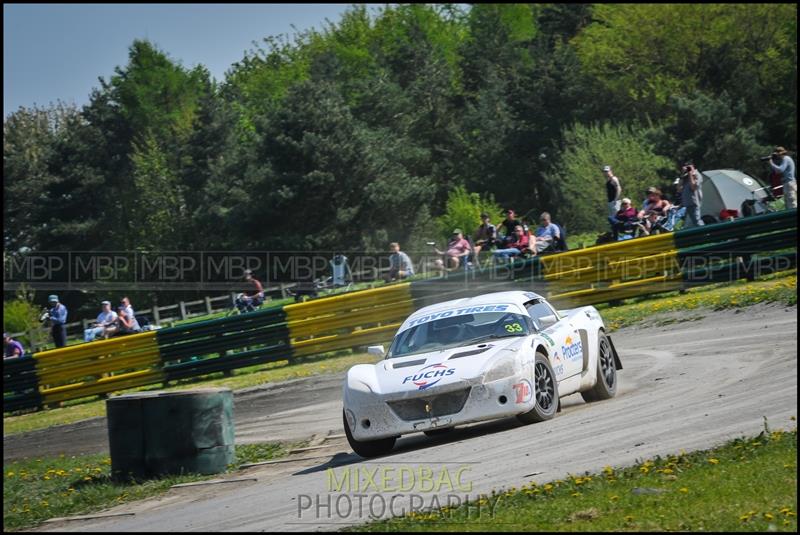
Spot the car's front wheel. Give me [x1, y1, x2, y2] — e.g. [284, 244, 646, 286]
[517, 352, 559, 424]
[581, 332, 618, 402]
[343, 410, 397, 458]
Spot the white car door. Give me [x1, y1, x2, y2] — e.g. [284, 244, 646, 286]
[526, 299, 583, 380]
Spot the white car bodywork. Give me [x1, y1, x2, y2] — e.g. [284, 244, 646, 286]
[343, 291, 621, 448]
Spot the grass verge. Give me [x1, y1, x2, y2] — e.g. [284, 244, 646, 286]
[3, 440, 300, 532]
[600, 270, 796, 332]
[3, 351, 378, 437]
[350, 427, 798, 532]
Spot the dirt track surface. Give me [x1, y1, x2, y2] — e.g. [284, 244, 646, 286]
[20, 303, 799, 532]
[4, 374, 347, 463]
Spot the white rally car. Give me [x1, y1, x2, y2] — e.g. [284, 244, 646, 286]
[343, 291, 622, 457]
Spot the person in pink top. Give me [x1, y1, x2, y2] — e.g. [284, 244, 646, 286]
[433, 229, 472, 271]
[492, 225, 533, 261]
[608, 198, 639, 240]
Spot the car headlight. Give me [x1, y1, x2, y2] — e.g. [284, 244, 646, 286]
[483, 356, 519, 383]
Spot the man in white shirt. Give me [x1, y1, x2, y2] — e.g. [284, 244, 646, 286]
[84, 301, 118, 342]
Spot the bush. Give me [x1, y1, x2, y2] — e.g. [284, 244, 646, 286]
[435, 186, 503, 243]
[544, 122, 675, 234]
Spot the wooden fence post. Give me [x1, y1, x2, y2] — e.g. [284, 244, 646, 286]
[152, 306, 161, 326]
[205, 296, 213, 314]
[179, 301, 187, 320]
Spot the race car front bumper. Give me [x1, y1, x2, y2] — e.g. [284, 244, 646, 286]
[344, 372, 535, 441]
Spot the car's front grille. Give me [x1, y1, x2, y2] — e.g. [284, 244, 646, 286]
[387, 388, 471, 421]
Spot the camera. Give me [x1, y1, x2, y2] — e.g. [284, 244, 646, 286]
[760, 155, 772, 162]
[39, 311, 51, 323]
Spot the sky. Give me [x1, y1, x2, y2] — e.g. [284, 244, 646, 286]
[3, 3, 358, 118]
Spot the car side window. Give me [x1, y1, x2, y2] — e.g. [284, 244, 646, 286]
[524, 299, 558, 331]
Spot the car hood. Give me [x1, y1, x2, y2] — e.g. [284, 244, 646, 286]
[349, 336, 530, 399]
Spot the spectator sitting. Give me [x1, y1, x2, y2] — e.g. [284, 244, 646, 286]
[499, 209, 522, 246]
[638, 187, 671, 218]
[120, 296, 135, 321]
[472, 213, 497, 262]
[433, 229, 472, 271]
[638, 187, 672, 234]
[84, 300, 118, 342]
[492, 225, 532, 261]
[107, 306, 141, 337]
[533, 212, 561, 253]
[608, 198, 639, 240]
[385, 242, 414, 281]
[4, 332, 26, 360]
[235, 269, 265, 313]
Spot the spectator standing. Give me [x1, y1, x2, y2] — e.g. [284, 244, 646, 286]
[493, 225, 532, 261]
[677, 162, 704, 228]
[46, 295, 68, 348]
[4, 333, 26, 359]
[604, 165, 623, 218]
[433, 229, 472, 271]
[84, 301, 118, 342]
[472, 213, 497, 260]
[533, 212, 561, 253]
[385, 242, 414, 281]
[499, 209, 522, 245]
[768, 146, 796, 209]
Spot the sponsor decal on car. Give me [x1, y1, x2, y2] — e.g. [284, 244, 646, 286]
[562, 335, 583, 361]
[405, 304, 511, 328]
[540, 333, 555, 346]
[513, 379, 533, 404]
[403, 363, 456, 390]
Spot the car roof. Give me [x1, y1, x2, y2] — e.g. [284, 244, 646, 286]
[407, 291, 543, 320]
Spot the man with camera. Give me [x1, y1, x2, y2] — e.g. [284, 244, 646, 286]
[763, 146, 796, 209]
[43, 294, 68, 348]
[677, 162, 704, 228]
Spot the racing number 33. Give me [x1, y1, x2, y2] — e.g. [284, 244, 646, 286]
[504, 322, 524, 333]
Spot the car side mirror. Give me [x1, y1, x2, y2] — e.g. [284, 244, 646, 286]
[367, 345, 386, 357]
[538, 315, 558, 329]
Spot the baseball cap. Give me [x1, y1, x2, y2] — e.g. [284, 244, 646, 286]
[48, 294, 59, 302]
[621, 198, 632, 204]
[602, 165, 611, 172]
[452, 228, 463, 235]
[646, 187, 658, 194]
[101, 300, 111, 306]
[480, 212, 490, 218]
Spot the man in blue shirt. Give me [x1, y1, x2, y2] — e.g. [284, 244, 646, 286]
[534, 212, 561, 253]
[768, 146, 796, 209]
[47, 294, 68, 348]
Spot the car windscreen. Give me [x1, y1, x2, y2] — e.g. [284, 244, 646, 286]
[388, 311, 533, 358]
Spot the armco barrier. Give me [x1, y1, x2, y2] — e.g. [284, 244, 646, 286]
[4, 209, 796, 411]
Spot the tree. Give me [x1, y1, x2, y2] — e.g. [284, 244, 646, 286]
[543, 122, 674, 233]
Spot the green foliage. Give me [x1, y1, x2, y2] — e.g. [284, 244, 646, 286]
[436, 186, 503, 242]
[2, 3, 796, 313]
[2, 300, 40, 336]
[544, 122, 675, 233]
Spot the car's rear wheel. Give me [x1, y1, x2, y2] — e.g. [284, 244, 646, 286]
[581, 332, 618, 402]
[342, 410, 396, 458]
[517, 352, 559, 424]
